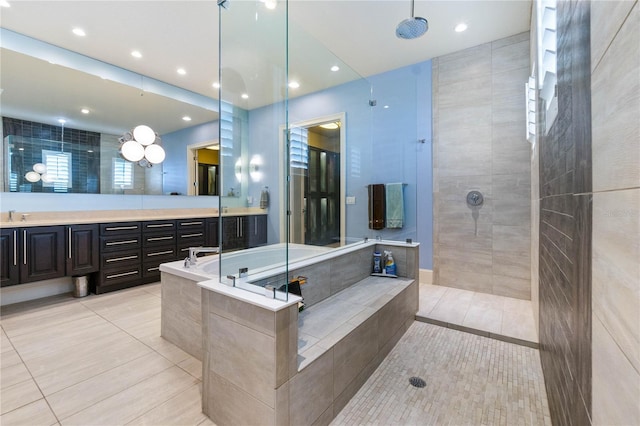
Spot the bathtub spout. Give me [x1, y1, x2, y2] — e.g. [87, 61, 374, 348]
[188, 247, 220, 266]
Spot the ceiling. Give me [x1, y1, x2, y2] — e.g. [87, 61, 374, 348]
[0, 0, 532, 135]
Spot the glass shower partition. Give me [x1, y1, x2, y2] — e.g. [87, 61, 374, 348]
[217, 0, 290, 298]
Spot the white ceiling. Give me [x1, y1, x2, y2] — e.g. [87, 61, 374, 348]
[0, 0, 532, 135]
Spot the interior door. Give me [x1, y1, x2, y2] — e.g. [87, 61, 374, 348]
[305, 147, 340, 246]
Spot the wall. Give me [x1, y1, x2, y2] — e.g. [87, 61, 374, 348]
[432, 32, 531, 299]
[590, 1, 640, 424]
[247, 61, 434, 269]
[162, 120, 218, 195]
[536, 2, 592, 425]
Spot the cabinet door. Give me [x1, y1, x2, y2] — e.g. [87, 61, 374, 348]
[0, 228, 20, 287]
[20, 226, 65, 283]
[222, 216, 246, 251]
[247, 215, 267, 248]
[67, 224, 99, 276]
[205, 217, 219, 248]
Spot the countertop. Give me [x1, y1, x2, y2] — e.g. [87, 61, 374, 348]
[0, 207, 267, 228]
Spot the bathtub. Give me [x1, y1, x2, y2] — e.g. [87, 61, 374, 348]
[160, 242, 333, 284]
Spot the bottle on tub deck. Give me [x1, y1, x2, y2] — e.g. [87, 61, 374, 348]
[372, 251, 382, 274]
[383, 250, 396, 276]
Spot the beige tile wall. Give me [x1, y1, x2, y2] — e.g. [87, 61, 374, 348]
[433, 32, 532, 300]
[590, 2, 640, 423]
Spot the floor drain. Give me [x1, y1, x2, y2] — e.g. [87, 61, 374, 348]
[409, 376, 426, 388]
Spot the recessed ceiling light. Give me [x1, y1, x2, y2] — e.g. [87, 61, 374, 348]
[131, 50, 142, 58]
[212, 82, 221, 89]
[81, 108, 90, 114]
[288, 81, 300, 89]
[58, 119, 66, 124]
[72, 28, 86, 37]
[177, 68, 187, 75]
[87, 150, 94, 153]
[0, 1, 11, 8]
[454, 23, 468, 33]
[263, 0, 277, 9]
[241, 93, 249, 99]
[330, 65, 340, 72]
[182, 116, 192, 121]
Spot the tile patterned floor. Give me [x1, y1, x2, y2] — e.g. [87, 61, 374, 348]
[0, 283, 214, 426]
[331, 321, 551, 426]
[1, 282, 548, 426]
[417, 283, 538, 345]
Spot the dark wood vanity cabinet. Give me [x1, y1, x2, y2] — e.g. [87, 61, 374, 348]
[247, 215, 267, 248]
[222, 216, 247, 251]
[66, 224, 100, 276]
[1, 225, 99, 287]
[19, 226, 66, 284]
[141, 220, 177, 283]
[96, 222, 142, 293]
[221, 214, 267, 251]
[1, 228, 20, 287]
[176, 218, 206, 259]
[205, 217, 219, 248]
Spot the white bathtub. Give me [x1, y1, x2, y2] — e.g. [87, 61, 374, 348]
[160, 242, 333, 284]
[204, 243, 332, 277]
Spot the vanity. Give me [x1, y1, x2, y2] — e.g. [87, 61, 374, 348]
[0, 207, 267, 296]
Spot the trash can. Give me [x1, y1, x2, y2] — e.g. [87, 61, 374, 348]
[72, 276, 89, 298]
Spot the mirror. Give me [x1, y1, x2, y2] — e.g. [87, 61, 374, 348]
[1, 39, 220, 196]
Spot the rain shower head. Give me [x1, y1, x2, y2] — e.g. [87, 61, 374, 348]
[396, 0, 428, 39]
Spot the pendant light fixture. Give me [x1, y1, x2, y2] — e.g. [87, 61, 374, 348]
[119, 125, 166, 167]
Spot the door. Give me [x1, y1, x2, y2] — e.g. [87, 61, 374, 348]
[20, 226, 65, 283]
[66, 224, 100, 275]
[0, 228, 20, 286]
[305, 147, 340, 246]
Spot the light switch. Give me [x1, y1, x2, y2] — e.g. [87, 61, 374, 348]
[346, 196, 356, 205]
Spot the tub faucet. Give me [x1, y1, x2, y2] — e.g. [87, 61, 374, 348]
[187, 246, 220, 266]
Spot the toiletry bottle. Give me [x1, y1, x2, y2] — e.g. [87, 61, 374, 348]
[372, 252, 382, 274]
[384, 250, 396, 275]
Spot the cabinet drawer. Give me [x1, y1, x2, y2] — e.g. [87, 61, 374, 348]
[100, 222, 142, 236]
[142, 232, 176, 248]
[101, 235, 142, 252]
[142, 220, 176, 233]
[142, 247, 177, 263]
[177, 219, 205, 231]
[177, 232, 205, 245]
[100, 250, 141, 270]
[98, 268, 142, 287]
[142, 263, 162, 280]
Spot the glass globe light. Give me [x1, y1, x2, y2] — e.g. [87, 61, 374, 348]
[41, 173, 55, 183]
[133, 125, 156, 146]
[144, 144, 166, 164]
[33, 163, 47, 174]
[121, 140, 145, 162]
[25, 171, 41, 182]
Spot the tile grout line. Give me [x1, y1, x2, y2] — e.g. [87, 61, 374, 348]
[1, 325, 61, 425]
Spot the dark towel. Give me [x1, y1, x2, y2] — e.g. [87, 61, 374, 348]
[368, 184, 385, 230]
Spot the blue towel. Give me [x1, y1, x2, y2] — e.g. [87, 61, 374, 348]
[385, 183, 404, 228]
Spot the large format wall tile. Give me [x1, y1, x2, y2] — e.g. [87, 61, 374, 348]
[592, 189, 640, 373]
[591, 0, 637, 72]
[591, 3, 640, 192]
[592, 317, 640, 425]
[289, 349, 333, 426]
[433, 33, 531, 300]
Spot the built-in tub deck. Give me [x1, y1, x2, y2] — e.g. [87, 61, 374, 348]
[297, 275, 414, 370]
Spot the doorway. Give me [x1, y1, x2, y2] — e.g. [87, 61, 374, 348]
[186, 140, 219, 196]
[281, 113, 346, 247]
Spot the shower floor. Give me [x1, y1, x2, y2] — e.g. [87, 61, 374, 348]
[417, 283, 538, 346]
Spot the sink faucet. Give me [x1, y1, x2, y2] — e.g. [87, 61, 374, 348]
[8, 210, 15, 222]
[186, 246, 220, 267]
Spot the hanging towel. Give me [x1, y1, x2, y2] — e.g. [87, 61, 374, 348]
[385, 183, 404, 229]
[259, 188, 270, 209]
[368, 184, 385, 230]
